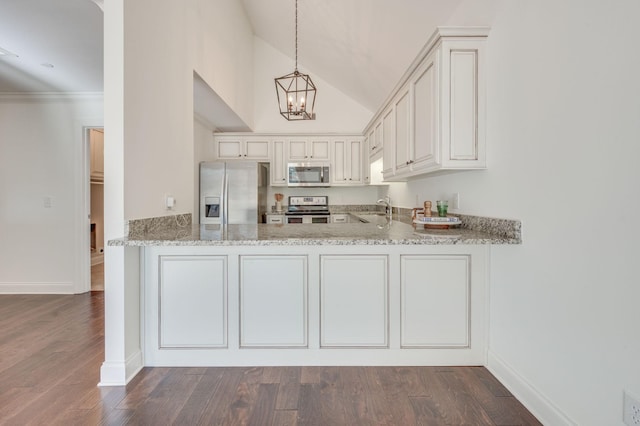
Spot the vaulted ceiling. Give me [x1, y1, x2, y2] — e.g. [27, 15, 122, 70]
[0, 0, 495, 113]
[242, 0, 471, 111]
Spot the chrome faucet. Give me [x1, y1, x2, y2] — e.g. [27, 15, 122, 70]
[376, 196, 392, 222]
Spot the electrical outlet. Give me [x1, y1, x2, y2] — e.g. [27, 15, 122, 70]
[624, 390, 640, 426]
[451, 193, 460, 210]
[165, 194, 175, 210]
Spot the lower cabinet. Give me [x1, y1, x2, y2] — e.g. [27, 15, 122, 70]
[143, 245, 487, 366]
[240, 255, 307, 347]
[158, 255, 227, 348]
[320, 255, 388, 347]
[401, 255, 469, 347]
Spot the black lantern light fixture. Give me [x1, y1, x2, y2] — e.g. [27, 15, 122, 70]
[274, 0, 316, 121]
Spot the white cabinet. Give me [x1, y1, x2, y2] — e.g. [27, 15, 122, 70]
[287, 138, 330, 161]
[401, 255, 470, 347]
[368, 127, 382, 157]
[393, 88, 411, 174]
[332, 138, 363, 185]
[365, 28, 488, 181]
[411, 51, 439, 172]
[270, 140, 287, 186]
[331, 214, 350, 223]
[362, 137, 370, 184]
[374, 122, 383, 156]
[382, 108, 394, 176]
[142, 244, 488, 366]
[240, 256, 307, 347]
[158, 255, 227, 348]
[215, 137, 270, 160]
[265, 214, 284, 224]
[320, 255, 388, 347]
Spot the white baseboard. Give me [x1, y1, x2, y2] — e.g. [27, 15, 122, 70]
[487, 351, 576, 426]
[98, 349, 144, 386]
[0, 282, 74, 294]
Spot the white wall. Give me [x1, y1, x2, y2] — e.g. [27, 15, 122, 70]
[101, 0, 256, 384]
[252, 37, 373, 133]
[193, 0, 255, 129]
[120, 0, 255, 221]
[0, 95, 103, 294]
[384, 1, 640, 424]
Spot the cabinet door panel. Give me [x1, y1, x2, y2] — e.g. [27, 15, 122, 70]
[401, 255, 469, 347]
[271, 140, 287, 185]
[321, 255, 388, 347]
[349, 140, 362, 183]
[382, 109, 395, 176]
[159, 255, 227, 348]
[240, 256, 307, 347]
[309, 140, 330, 160]
[394, 90, 410, 172]
[288, 140, 307, 160]
[413, 56, 438, 168]
[217, 140, 242, 158]
[245, 140, 269, 159]
[332, 140, 346, 183]
[449, 50, 478, 160]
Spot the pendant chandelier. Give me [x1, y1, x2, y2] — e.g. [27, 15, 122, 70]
[274, 0, 317, 121]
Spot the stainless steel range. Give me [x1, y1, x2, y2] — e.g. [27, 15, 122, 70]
[285, 196, 330, 224]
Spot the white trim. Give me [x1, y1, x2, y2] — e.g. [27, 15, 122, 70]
[487, 351, 576, 426]
[76, 124, 104, 294]
[98, 350, 144, 387]
[0, 282, 74, 294]
[0, 92, 104, 102]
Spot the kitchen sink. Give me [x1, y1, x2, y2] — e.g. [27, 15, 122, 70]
[351, 213, 390, 225]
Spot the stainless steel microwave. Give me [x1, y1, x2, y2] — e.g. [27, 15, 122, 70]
[287, 163, 330, 187]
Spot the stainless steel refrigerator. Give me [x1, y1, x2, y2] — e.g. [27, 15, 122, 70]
[199, 161, 269, 225]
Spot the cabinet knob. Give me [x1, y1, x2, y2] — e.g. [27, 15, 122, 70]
[238, 154, 242, 157]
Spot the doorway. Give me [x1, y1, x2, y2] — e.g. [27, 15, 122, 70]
[89, 128, 104, 291]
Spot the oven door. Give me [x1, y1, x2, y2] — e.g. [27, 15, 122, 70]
[286, 215, 330, 224]
[287, 163, 330, 187]
[286, 215, 305, 224]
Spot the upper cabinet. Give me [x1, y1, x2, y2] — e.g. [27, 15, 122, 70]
[212, 134, 365, 187]
[364, 27, 489, 181]
[287, 138, 330, 162]
[332, 138, 363, 185]
[270, 139, 287, 186]
[215, 137, 270, 160]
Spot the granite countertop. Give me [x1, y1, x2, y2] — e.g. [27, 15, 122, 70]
[109, 212, 521, 247]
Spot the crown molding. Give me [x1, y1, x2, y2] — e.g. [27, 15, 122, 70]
[0, 92, 104, 103]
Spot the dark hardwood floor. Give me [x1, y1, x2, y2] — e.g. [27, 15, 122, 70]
[0, 292, 541, 425]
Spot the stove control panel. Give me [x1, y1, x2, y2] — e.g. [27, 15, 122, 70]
[288, 196, 328, 206]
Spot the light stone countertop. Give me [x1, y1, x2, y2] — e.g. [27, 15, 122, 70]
[109, 212, 521, 247]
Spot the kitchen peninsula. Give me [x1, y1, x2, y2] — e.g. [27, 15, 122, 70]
[110, 212, 519, 368]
